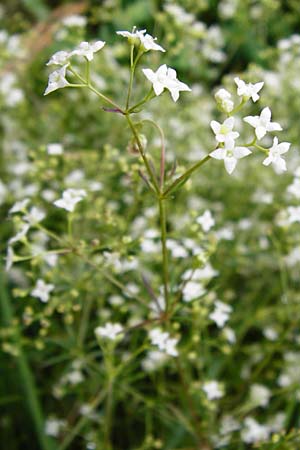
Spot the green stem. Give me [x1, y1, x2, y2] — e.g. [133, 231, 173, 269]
[0, 269, 54, 450]
[158, 198, 170, 314]
[141, 119, 166, 188]
[163, 155, 211, 197]
[128, 87, 155, 113]
[125, 115, 160, 195]
[126, 48, 144, 110]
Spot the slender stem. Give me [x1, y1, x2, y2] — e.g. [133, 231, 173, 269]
[141, 119, 166, 189]
[0, 269, 54, 450]
[104, 379, 114, 449]
[125, 115, 160, 195]
[85, 58, 91, 84]
[126, 45, 135, 109]
[159, 198, 170, 313]
[254, 143, 268, 154]
[128, 87, 155, 113]
[163, 155, 211, 197]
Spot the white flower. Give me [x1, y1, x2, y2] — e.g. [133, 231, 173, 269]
[210, 117, 239, 146]
[117, 28, 165, 52]
[47, 143, 64, 155]
[182, 280, 205, 302]
[234, 77, 264, 102]
[149, 328, 178, 357]
[9, 223, 30, 245]
[243, 107, 282, 140]
[95, 322, 123, 340]
[24, 207, 46, 225]
[209, 300, 232, 328]
[210, 139, 252, 175]
[71, 40, 105, 61]
[249, 384, 271, 407]
[262, 137, 290, 171]
[287, 206, 300, 224]
[215, 88, 234, 113]
[31, 279, 54, 303]
[287, 177, 300, 198]
[202, 380, 223, 400]
[45, 418, 65, 437]
[241, 418, 270, 443]
[54, 188, 87, 212]
[44, 65, 70, 96]
[46, 50, 71, 66]
[142, 64, 191, 102]
[9, 198, 30, 214]
[196, 209, 215, 232]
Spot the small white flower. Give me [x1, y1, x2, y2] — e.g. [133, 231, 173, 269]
[31, 279, 54, 303]
[46, 50, 71, 66]
[234, 77, 264, 102]
[142, 64, 191, 102]
[54, 188, 87, 212]
[196, 209, 215, 232]
[241, 418, 270, 443]
[287, 206, 300, 224]
[210, 139, 252, 174]
[202, 380, 223, 400]
[9, 198, 30, 214]
[210, 117, 239, 146]
[47, 143, 64, 155]
[44, 65, 70, 96]
[249, 384, 271, 407]
[182, 280, 205, 302]
[149, 328, 178, 357]
[45, 418, 65, 437]
[24, 207, 46, 225]
[215, 88, 234, 113]
[9, 223, 30, 245]
[262, 137, 290, 171]
[209, 300, 232, 328]
[243, 107, 282, 140]
[117, 28, 165, 52]
[95, 322, 123, 340]
[71, 40, 105, 61]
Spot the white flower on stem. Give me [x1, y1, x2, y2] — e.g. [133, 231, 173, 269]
[9, 198, 30, 214]
[54, 188, 87, 212]
[196, 209, 215, 232]
[215, 88, 234, 113]
[209, 300, 232, 328]
[94, 322, 123, 340]
[142, 64, 191, 102]
[47, 143, 64, 155]
[243, 107, 282, 140]
[234, 77, 264, 102]
[117, 28, 165, 52]
[24, 207, 46, 225]
[287, 206, 300, 224]
[46, 50, 71, 66]
[149, 328, 178, 357]
[31, 279, 54, 303]
[9, 223, 30, 245]
[71, 41, 105, 61]
[202, 380, 224, 400]
[241, 418, 270, 444]
[44, 65, 70, 96]
[262, 137, 290, 171]
[210, 139, 252, 175]
[249, 384, 271, 407]
[182, 280, 205, 302]
[210, 117, 239, 146]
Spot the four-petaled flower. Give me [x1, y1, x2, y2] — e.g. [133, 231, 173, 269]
[202, 380, 224, 400]
[196, 209, 215, 232]
[46, 50, 71, 66]
[142, 64, 191, 102]
[117, 28, 165, 52]
[44, 65, 69, 96]
[244, 107, 282, 140]
[54, 189, 87, 212]
[210, 117, 239, 147]
[262, 137, 290, 171]
[149, 328, 178, 357]
[95, 322, 123, 340]
[71, 41, 106, 61]
[210, 139, 252, 174]
[31, 279, 54, 303]
[234, 77, 264, 102]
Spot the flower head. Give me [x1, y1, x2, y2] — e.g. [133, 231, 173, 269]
[243, 107, 282, 140]
[234, 77, 264, 102]
[210, 139, 252, 174]
[54, 188, 87, 212]
[31, 279, 54, 303]
[46, 50, 71, 66]
[44, 65, 69, 96]
[149, 328, 178, 357]
[215, 88, 234, 113]
[71, 41, 105, 61]
[210, 117, 239, 146]
[142, 64, 191, 102]
[262, 137, 290, 171]
[196, 210, 215, 232]
[95, 322, 123, 340]
[117, 28, 165, 52]
[202, 380, 223, 400]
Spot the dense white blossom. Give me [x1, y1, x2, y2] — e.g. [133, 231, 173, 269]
[149, 328, 178, 357]
[142, 64, 191, 102]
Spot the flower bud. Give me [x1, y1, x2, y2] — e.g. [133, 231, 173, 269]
[215, 88, 234, 113]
